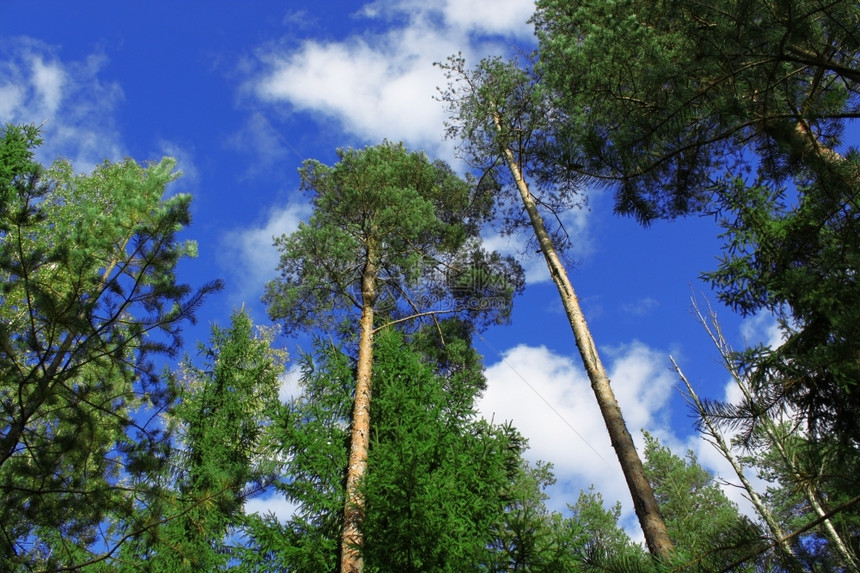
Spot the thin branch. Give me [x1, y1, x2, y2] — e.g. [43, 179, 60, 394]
[373, 309, 458, 334]
[717, 494, 860, 573]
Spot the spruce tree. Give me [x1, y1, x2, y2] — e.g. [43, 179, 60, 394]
[239, 324, 564, 572]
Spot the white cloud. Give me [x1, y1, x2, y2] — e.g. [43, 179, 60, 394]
[741, 312, 785, 349]
[621, 297, 659, 317]
[250, 0, 536, 164]
[220, 202, 312, 305]
[359, 0, 535, 39]
[244, 490, 299, 523]
[30, 56, 66, 117]
[255, 35, 454, 158]
[604, 342, 676, 435]
[225, 112, 299, 180]
[477, 340, 676, 536]
[0, 38, 123, 171]
[0, 38, 124, 171]
[439, 0, 535, 38]
[0, 84, 25, 119]
[278, 363, 303, 404]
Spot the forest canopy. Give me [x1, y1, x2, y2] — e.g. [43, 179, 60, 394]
[2, 0, 860, 569]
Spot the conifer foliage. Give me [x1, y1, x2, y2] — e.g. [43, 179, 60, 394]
[534, 0, 860, 441]
[239, 325, 576, 572]
[0, 124, 220, 568]
[118, 310, 285, 570]
[5, 0, 860, 560]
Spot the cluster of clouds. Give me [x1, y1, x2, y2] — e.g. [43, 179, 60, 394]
[0, 37, 195, 184]
[251, 0, 535, 161]
[477, 339, 763, 539]
[478, 341, 675, 509]
[0, 37, 125, 169]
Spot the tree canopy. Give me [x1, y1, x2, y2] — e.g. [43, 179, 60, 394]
[534, 0, 860, 446]
[264, 141, 523, 572]
[534, 0, 860, 222]
[5, 0, 860, 560]
[0, 123, 220, 568]
[264, 140, 522, 335]
[239, 325, 575, 572]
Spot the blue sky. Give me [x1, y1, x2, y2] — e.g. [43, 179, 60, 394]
[1, 0, 803, 540]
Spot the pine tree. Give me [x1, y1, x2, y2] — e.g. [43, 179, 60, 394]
[533, 0, 860, 442]
[264, 141, 522, 572]
[534, 0, 860, 222]
[0, 124, 220, 568]
[438, 55, 674, 559]
[642, 433, 760, 572]
[567, 486, 643, 564]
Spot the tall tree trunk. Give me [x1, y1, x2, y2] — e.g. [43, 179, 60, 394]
[494, 113, 674, 559]
[340, 250, 378, 573]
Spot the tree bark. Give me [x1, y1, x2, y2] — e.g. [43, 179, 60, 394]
[340, 248, 377, 573]
[494, 113, 674, 559]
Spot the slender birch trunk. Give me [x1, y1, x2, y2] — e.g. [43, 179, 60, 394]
[671, 356, 800, 565]
[493, 113, 674, 559]
[768, 424, 859, 570]
[690, 299, 857, 570]
[340, 249, 378, 573]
